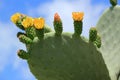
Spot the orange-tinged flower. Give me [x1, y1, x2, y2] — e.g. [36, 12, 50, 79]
[72, 12, 84, 21]
[22, 17, 33, 29]
[33, 18, 45, 29]
[11, 13, 21, 24]
[54, 13, 61, 22]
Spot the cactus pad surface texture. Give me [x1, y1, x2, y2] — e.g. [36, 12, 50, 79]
[28, 32, 110, 80]
[10, 1, 120, 80]
[96, 5, 120, 80]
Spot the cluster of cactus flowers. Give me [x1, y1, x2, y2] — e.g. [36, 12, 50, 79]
[11, 12, 101, 59]
[11, 13, 48, 59]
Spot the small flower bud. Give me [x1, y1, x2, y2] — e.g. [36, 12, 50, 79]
[54, 13, 61, 22]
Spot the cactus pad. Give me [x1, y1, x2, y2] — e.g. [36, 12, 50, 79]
[27, 32, 110, 80]
[11, 12, 111, 80]
[96, 5, 120, 80]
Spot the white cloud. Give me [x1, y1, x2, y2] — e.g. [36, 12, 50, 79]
[21, 65, 37, 80]
[13, 53, 36, 80]
[13, 59, 36, 80]
[0, 22, 34, 79]
[28, 0, 108, 37]
[0, 22, 18, 71]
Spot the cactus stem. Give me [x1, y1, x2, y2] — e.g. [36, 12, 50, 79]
[25, 27, 36, 40]
[53, 13, 63, 36]
[73, 21, 82, 36]
[36, 28, 44, 40]
[54, 20, 63, 36]
[17, 49, 30, 60]
[89, 27, 97, 42]
[16, 20, 25, 30]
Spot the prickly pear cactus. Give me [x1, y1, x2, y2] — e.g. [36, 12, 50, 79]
[96, 1, 120, 80]
[11, 4, 114, 80]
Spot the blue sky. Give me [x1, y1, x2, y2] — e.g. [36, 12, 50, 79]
[0, 0, 120, 80]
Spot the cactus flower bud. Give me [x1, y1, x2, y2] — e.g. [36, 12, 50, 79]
[53, 13, 63, 36]
[54, 13, 61, 22]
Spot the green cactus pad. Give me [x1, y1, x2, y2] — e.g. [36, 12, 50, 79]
[26, 32, 110, 80]
[11, 12, 111, 80]
[96, 6, 120, 80]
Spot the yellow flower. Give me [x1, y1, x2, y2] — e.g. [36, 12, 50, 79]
[11, 13, 21, 24]
[72, 12, 84, 21]
[33, 18, 45, 29]
[22, 17, 33, 29]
